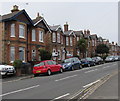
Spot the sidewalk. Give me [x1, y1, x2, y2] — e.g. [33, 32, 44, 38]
[87, 73, 118, 100]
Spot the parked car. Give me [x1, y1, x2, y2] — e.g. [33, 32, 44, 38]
[105, 56, 115, 62]
[0, 64, 16, 76]
[33, 60, 63, 77]
[61, 57, 82, 71]
[81, 57, 96, 67]
[113, 56, 120, 61]
[92, 57, 104, 65]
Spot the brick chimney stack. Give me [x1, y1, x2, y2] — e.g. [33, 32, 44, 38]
[64, 22, 68, 32]
[87, 29, 90, 35]
[11, 5, 19, 13]
[84, 30, 87, 34]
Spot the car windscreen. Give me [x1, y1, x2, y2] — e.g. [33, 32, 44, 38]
[64, 58, 71, 63]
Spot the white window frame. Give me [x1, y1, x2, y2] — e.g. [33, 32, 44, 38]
[66, 37, 69, 46]
[39, 31, 44, 42]
[19, 24, 25, 38]
[57, 32, 60, 43]
[10, 24, 15, 37]
[32, 29, 36, 41]
[61, 36, 63, 44]
[52, 32, 56, 42]
[10, 47, 15, 63]
[70, 37, 73, 46]
[19, 47, 25, 62]
[77, 37, 79, 41]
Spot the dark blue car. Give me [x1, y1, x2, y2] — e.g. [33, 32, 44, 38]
[81, 57, 96, 67]
[61, 57, 82, 71]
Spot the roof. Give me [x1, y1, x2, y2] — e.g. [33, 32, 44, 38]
[83, 34, 90, 39]
[64, 30, 76, 37]
[90, 34, 98, 39]
[74, 31, 83, 36]
[1, 10, 33, 25]
[49, 25, 60, 31]
[33, 16, 51, 33]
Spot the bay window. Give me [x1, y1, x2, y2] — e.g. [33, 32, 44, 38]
[39, 31, 44, 42]
[19, 47, 25, 62]
[11, 24, 15, 37]
[19, 24, 25, 38]
[52, 32, 56, 42]
[10, 47, 15, 62]
[32, 29, 36, 41]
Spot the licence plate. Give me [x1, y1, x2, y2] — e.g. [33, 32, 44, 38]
[36, 71, 41, 73]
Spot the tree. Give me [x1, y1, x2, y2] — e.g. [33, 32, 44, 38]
[96, 44, 109, 57]
[77, 38, 87, 58]
[39, 49, 52, 61]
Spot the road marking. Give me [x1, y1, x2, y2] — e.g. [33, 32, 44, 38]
[0, 85, 40, 97]
[103, 66, 110, 69]
[83, 79, 100, 88]
[85, 69, 98, 73]
[55, 75, 77, 82]
[54, 93, 70, 100]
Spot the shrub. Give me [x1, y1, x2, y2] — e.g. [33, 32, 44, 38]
[13, 60, 22, 69]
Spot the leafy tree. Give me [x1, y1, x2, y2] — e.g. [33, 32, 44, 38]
[96, 44, 109, 56]
[77, 38, 87, 58]
[39, 49, 52, 61]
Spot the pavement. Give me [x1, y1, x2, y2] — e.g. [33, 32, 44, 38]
[0, 62, 119, 101]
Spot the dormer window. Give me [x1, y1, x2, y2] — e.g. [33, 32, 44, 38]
[19, 24, 25, 38]
[66, 37, 69, 46]
[11, 24, 15, 37]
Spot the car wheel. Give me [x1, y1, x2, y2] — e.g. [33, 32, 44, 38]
[71, 66, 74, 71]
[94, 63, 96, 66]
[60, 68, 63, 73]
[79, 65, 82, 69]
[47, 70, 51, 76]
[88, 64, 90, 67]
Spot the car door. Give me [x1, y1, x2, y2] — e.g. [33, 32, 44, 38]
[46, 61, 55, 72]
[52, 61, 60, 72]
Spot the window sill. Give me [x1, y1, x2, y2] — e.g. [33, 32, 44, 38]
[19, 36, 25, 39]
[39, 41, 44, 43]
[10, 36, 15, 37]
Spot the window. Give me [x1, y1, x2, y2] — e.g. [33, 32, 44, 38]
[92, 40, 94, 46]
[34, 62, 44, 67]
[77, 37, 79, 41]
[58, 50, 61, 60]
[19, 24, 25, 38]
[47, 61, 53, 65]
[32, 29, 36, 41]
[39, 31, 44, 42]
[10, 47, 15, 62]
[52, 32, 56, 42]
[11, 24, 15, 37]
[19, 47, 25, 62]
[51, 61, 56, 65]
[32, 49, 36, 61]
[66, 37, 69, 46]
[57, 33, 60, 43]
[70, 37, 73, 46]
[61, 36, 63, 44]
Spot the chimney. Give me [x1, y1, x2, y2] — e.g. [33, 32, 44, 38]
[64, 22, 68, 32]
[11, 5, 19, 13]
[87, 29, 90, 35]
[84, 30, 87, 34]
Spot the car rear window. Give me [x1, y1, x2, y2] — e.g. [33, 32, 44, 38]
[47, 61, 53, 65]
[34, 62, 44, 67]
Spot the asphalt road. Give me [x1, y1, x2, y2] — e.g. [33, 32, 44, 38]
[1, 62, 118, 100]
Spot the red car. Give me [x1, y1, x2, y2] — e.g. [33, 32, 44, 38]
[33, 60, 63, 76]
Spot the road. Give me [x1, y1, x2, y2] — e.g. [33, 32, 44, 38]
[1, 62, 118, 100]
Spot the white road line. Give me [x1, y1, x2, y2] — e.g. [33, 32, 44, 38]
[0, 85, 40, 97]
[103, 66, 110, 69]
[85, 69, 98, 73]
[54, 93, 70, 100]
[55, 75, 77, 82]
[83, 79, 100, 88]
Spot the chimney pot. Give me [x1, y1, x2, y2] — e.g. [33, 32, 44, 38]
[11, 5, 19, 13]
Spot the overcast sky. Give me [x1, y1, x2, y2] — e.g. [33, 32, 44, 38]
[0, 1, 118, 44]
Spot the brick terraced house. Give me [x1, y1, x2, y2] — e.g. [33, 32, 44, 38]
[0, 5, 120, 64]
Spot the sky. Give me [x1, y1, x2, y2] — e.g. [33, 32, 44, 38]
[0, 0, 118, 45]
